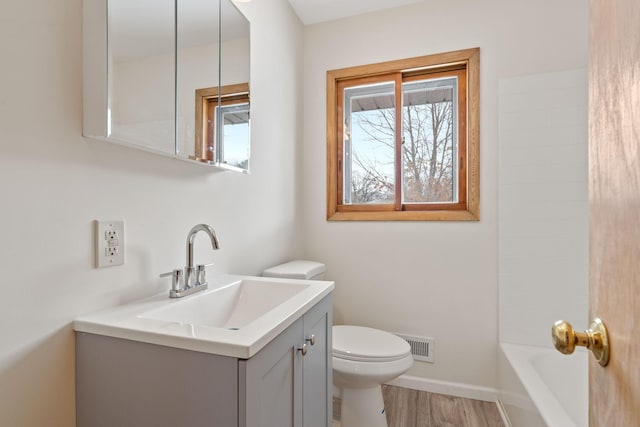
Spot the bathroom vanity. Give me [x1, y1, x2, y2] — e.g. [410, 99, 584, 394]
[75, 275, 333, 427]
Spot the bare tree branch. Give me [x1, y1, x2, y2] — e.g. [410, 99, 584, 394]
[350, 95, 455, 203]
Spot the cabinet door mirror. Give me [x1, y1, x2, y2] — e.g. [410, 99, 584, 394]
[82, 0, 250, 172]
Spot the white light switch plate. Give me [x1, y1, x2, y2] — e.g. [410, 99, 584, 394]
[94, 220, 125, 268]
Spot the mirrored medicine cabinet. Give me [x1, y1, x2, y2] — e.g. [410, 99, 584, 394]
[82, 0, 251, 172]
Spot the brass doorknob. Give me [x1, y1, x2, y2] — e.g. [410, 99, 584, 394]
[551, 318, 610, 366]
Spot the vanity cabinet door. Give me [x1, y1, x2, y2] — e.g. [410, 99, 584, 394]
[240, 317, 303, 427]
[239, 294, 333, 427]
[302, 296, 333, 427]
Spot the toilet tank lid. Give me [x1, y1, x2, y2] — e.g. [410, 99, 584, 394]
[262, 260, 326, 280]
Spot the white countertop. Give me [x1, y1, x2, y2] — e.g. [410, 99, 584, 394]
[74, 274, 334, 359]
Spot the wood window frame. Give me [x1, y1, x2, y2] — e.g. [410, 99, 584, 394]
[195, 83, 250, 162]
[326, 48, 480, 221]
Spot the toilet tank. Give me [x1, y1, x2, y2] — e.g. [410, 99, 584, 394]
[262, 260, 325, 280]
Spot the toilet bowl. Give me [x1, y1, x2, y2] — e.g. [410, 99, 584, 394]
[262, 260, 414, 427]
[333, 325, 413, 427]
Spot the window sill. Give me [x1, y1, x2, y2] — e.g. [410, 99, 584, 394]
[326, 209, 479, 222]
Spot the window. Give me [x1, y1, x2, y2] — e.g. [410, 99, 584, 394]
[195, 83, 250, 170]
[327, 48, 479, 221]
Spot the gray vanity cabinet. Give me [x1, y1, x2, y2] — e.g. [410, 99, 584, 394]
[240, 294, 332, 427]
[76, 294, 332, 427]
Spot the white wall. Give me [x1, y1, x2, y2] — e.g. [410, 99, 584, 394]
[302, 0, 587, 390]
[0, 0, 303, 425]
[498, 69, 588, 347]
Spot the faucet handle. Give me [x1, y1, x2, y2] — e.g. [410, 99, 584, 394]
[160, 268, 185, 293]
[196, 264, 213, 286]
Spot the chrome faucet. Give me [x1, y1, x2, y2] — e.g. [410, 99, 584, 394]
[185, 224, 220, 288]
[160, 224, 220, 298]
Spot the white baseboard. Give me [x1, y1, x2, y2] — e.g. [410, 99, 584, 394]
[495, 400, 513, 427]
[386, 374, 499, 403]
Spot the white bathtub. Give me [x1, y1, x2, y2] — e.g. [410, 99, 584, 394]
[498, 343, 588, 427]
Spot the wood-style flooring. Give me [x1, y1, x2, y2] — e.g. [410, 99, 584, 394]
[332, 385, 505, 427]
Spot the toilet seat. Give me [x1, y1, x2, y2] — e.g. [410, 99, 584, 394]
[333, 325, 411, 362]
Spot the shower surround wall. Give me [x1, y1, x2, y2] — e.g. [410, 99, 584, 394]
[497, 68, 589, 426]
[498, 69, 589, 348]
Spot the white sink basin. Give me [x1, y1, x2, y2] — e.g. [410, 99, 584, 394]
[139, 279, 308, 329]
[74, 274, 333, 358]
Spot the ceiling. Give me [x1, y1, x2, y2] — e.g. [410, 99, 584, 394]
[287, 0, 425, 25]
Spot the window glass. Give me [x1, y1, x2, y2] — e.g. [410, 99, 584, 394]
[344, 82, 396, 204]
[402, 77, 457, 203]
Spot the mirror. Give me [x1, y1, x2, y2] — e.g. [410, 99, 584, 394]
[109, 0, 176, 155]
[82, 0, 251, 172]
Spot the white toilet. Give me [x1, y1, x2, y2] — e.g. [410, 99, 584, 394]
[263, 260, 413, 427]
